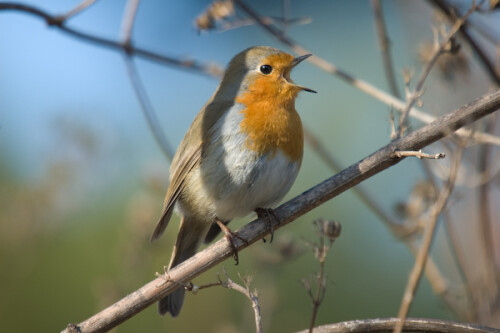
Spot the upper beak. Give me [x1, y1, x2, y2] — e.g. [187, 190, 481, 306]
[290, 54, 317, 93]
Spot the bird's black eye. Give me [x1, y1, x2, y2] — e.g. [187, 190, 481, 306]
[260, 64, 272, 75]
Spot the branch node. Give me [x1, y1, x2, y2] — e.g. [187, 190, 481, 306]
[392, 150, 446, 160]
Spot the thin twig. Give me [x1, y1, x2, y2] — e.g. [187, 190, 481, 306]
[394, 147, 464, 333]
[218, 268, 263, 333]
[57, 0, 98, 22]
[282, 0, 290, 36]
[392, 150, 445, 159]
[123, 56, 174, 161]
[306, 128, 459, 317]
[120, 0, 140, 47]
[232, 0, 500, 147]
[0, 3, 224, 78]
[294, 317, 500, 333]
[60, 89, 500, 333]
[217, 16, 311, 32]
[118, 0, 174, 161]
[428, 0, 500, 86]
[420, 158, 475, 320]
[371, 0, 401, 98]
[395, 3, 478, 138]
[303, 219, 341, 333]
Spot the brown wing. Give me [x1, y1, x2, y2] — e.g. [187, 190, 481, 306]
[150, 145, 202, 241]
[150, 95, 232, 241]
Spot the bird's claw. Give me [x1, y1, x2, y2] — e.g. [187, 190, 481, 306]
[216, 218, 249, 265]
[255, 207, 280, 243]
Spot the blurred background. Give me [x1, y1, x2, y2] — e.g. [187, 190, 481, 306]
[1, 0, 499, 332]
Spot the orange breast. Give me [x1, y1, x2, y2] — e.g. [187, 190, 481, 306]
[236, 75, 304, 162]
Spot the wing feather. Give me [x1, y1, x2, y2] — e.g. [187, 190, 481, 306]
[150, 146, 202, 241]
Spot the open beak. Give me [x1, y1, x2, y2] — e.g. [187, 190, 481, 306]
[290, 54, 317, 93]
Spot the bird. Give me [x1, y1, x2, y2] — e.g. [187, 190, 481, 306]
[151, 46, 315, 317]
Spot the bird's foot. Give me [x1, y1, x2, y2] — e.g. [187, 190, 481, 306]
[216, 218, 248, 265]
[255, 207, 280, 243]
[155, 266, 195, 292]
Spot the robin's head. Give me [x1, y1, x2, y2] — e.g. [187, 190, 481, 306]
[219, 46, 316, 102]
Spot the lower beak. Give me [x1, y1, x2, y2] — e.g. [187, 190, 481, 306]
[290, 54, 317, 93]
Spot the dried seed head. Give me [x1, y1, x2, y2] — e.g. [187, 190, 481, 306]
[315, 218, 341, 242]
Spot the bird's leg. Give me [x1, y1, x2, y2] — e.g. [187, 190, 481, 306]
[155, 266, 194, 291]
[215, 217, 248, 265]
[255, 207, 280, 243]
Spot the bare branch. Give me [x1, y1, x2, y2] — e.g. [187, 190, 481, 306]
[371, 0, 401, 98]
[219, 269, 262, 333]
[57, 0, 98, 22]
[0, 3, 224, 78]
[60, 89, 500, 333]
[294, 317, 500, 333]
[429, 0, 500, 86]
[392, 150, 445, 159]
[120, 0, 140, 47]
[232, 0, 500, 147]
[304, 219, 341, 333]
[395, 3, 478, 138]
[123, 56, 174, 161]
[394, 147, 464, 333]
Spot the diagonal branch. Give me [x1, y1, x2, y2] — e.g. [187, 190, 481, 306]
[371, 0, 401, 99]
[395, 2, 478, 139]
[232, 0, 500, 147]
[394, 146, 464, 333]
[294, 317, 500, 333]
[123, 56, 175, 160]
[428, 0, 500, 86]
[57, 0, 98, 22]
[0, 3, 224, 78]
[61, 89, 500, 333]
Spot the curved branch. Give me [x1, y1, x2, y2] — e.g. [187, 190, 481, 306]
[294, 317, 500, 333]
[0, 3, 223, 78]
[428, 0, 500, 86]
[60, 88, 500, 333]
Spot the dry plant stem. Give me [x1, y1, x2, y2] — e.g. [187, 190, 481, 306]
[478, 119, 498, 272]
[476, 116, 500, 323]
[308, 263, 325, 333]
[0, 3, 223, 78]
[233, 0, 500, 147]
[392, 150, 445, 159]
[120, 0, 140, 46]
[123, 56, 174, 161]
[118, 0, 174, 161]
[305, 130, 458, 316]
[60, 89, 500, 333]
[217, 16, 311, 32]
[396, 3, 477, 138]
[295, 317, 500, 333]
[371, 0, 401, 99]
[219, 269, 263, 333]
[429, 0, 500, 86]
[58, 0, 98, 21]
[307, 234, 329, 333]
[420, 159, 474, 320]
[394, 147, 464, 333]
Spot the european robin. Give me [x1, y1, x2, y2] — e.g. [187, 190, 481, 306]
[151, 46, 315, 317]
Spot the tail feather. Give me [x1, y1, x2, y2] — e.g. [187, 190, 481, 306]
[159, 216, 207, 317]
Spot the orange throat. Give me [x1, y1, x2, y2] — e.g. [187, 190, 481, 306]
[236, 76, 304, 163]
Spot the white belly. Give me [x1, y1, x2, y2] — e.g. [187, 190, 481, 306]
[194, 104, 301, 221]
